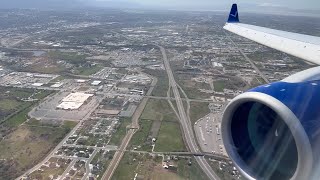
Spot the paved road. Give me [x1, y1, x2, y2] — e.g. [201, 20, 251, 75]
[82, 149, 98, 180]
[60, 159, 76, 179]
[101, 77, 157, 180]
[4, 84, 217, 104]
[17, 94, 107, 180]
[158, 45, 220, 180]
[126, 150, 229, 160]
[226, 34, 270, 83]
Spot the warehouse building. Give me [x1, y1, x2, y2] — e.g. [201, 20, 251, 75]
[57, 92, 94, 110]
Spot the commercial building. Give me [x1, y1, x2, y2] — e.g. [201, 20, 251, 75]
[57, 92, 94, 110]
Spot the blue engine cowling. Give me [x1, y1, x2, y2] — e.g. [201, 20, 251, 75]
[221, 80, 320, 180]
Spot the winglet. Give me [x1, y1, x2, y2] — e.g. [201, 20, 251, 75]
[227, 4, 239, 23]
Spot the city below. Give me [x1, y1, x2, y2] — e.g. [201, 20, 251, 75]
[0, 6, 319, 180]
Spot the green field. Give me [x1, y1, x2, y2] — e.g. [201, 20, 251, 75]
[140, 99, 184, 152]
[0, 87, 75, 179]
[112, 152, 142, 180]
[213, 81, 225, 92]
[189, 102, 210, 124]
[0, 88, 54, 138]
[0, 124, 74, 179]
[178, 81, 211, 99]
[154, 121, 186, 152]
[129, 119, 153, 151]
[0, 99, 20, 111]
[143, 69, 169, 97]
[0, 87, 34, 120]
[150, 172, 184, 180]
[113, 153, 209, 180]
[48, 50, 87, 64]
[109, 117, 131, 146]
[177, 158, 210, 180]
[112, 152, 163, 180]
[74, 65, 103, 76]
[141, 99, 177, 122]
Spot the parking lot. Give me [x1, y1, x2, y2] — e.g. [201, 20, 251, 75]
[29, 91, 101, 121]
[194, 113, 227, 156]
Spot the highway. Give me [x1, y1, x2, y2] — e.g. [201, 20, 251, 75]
[158, 45, 220, 180]
[101, 77, 157, 180]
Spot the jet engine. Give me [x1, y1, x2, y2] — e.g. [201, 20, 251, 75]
[221, 67, 320, 180]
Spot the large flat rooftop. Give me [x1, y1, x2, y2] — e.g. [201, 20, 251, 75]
[57, 92, 94, 110]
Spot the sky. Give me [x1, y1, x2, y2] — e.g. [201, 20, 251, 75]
[91, 0, 320, 11]
[1, 0, 319, 13]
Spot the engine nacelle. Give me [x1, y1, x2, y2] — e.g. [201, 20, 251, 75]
[222, 75, 320, 179]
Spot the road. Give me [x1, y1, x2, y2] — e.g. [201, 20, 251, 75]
[158, 45, 220, 180]
[125, 150, 229, 160]
[3, 84, 218, 104]
[83, 149, 98, 180]
[226, 34, 270, 83]
[17, 93, 107, 179]
[101, 77, 157, 180]
[60, 159, 76, 179]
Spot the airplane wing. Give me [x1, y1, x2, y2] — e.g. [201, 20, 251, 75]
[223, 4, 320, 65]
[221, 4, 320, 180]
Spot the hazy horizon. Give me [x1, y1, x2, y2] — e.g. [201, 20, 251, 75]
[1, 0, 320, 16]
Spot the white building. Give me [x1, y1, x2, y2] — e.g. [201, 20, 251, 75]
[57, 92, 94, 110]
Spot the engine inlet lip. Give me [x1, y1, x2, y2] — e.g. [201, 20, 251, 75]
[221, 92, 313, 180]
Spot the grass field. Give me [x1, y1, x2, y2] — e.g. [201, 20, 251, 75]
[109, 117, 131, 146]
[213, 81, 225, 92]
[113, 153, 210, 180]
[112, 152, 163, 180]
[189, 102, 210, 124]
[154, 121, 186, 152]
[0, 99, 20, 111]
[112, 152, 141, 180]
[141, 99, 177, 122]
[74, 65, 103, 76]
[178, 81, 212, 99]
[0, 88, 54, 140]
[177, 158, 210, 180]
[48, 50, 87, 64]
[0, 87, 72, 179]
[0, 87, 34, 120]
[129, 119, 153, 151]
[143, 69, 169, 97]
[175, 73, 212, 99]
[0, 124, 73, 179]
[140, 99, 184, 152]
[150, 172, 184, 180]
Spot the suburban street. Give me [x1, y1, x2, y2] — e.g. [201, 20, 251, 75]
[101, 77, 157, 180]
[17, 93, 108, 179]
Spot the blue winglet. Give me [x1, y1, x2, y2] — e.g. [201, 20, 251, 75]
[228, 4, 239, 23]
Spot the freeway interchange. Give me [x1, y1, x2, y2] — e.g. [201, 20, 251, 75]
[158, 45, 221, 180]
